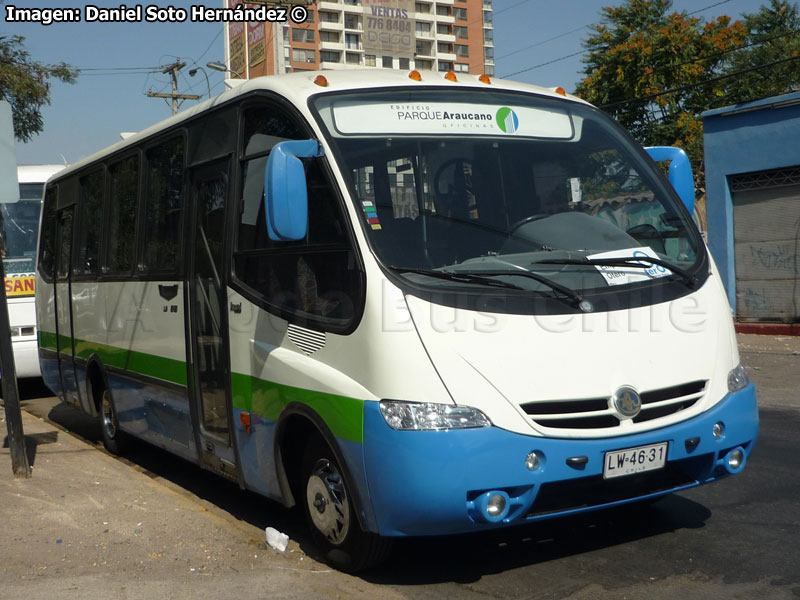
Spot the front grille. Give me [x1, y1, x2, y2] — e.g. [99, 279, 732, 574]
[526, 453, 713, 517]
[521, 380, 707, 430]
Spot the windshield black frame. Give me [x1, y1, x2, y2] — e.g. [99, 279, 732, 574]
[309, 87, 709, 315]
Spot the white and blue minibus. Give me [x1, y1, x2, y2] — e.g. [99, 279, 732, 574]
[36, 70, 758, 571]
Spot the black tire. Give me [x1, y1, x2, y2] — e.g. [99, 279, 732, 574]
[99, 387, 131, 455]
[300, 439, 392, 573]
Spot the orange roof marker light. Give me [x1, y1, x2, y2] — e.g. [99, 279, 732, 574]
[554, 86, 567, 96]
[444, 71, 458, 82]
[478, 74, 491, 85]
[314, 75, 328, 87]
[409, 70, 422, 81]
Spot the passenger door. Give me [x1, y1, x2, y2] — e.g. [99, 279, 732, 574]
[54, 206, 81, 406]
[186, 160, 237, 478]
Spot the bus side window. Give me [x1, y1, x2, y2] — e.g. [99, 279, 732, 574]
[142, 136, 185, 274]
[234, 105, 362, 331]
[105, 155, 140, 274]
[75, 169, 104, 276]
[38, 186, 58, 281]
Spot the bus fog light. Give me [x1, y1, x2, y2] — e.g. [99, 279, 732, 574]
[486, 494, 506, 518]
[728, 449, 744, 470]
[713, 422, 725, 439]
[525, 451, 541, 471]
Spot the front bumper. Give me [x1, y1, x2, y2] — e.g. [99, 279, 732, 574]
[362, 383, 758, 536]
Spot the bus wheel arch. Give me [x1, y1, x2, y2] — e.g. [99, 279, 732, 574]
[86, 357, 130, 455]
[85, 356, 108, 418]
[274, 404, 391, 571]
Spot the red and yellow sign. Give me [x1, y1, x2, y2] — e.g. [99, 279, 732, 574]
[4, 276, 35, 297]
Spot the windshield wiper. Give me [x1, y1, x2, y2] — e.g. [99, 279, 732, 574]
[388, 267, 526, 291]
[534, 256, 699, 289]
[390, 266, 592, 311]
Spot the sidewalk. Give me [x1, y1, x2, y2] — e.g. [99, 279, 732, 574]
[0, 405, 396, 600]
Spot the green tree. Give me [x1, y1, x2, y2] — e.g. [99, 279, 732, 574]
[720, 0, 800, 104]
[575, 0, 746, 189]
[0, 35, 78, 142]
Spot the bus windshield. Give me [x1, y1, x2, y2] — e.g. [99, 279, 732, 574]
[312, 89, 704, 296]
[2, 183, 43, 274]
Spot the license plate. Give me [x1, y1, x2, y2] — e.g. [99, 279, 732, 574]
[603, 442, 668, 479]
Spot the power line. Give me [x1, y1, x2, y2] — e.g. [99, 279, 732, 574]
[501, 49, 584, 78]
[687, 0, 733, 16]
[498, 0, 744, 78]
[600, 53, 800, 110]
[497, 25, 588, 60]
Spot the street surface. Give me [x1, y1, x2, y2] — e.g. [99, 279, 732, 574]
[2, 333, 799, 599]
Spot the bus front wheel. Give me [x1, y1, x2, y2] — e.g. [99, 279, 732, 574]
[301, 439, 391, 572]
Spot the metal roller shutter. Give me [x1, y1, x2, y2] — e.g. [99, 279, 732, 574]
[731, 166, 800, 322]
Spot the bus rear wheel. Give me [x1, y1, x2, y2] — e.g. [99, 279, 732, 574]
[301, 440, 391, 572]
[99, 388, 131, 455]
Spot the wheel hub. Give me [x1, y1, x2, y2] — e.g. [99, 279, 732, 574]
[306, 459, 350, 545]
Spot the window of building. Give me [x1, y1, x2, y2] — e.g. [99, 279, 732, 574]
[416, 41, 432, 55]
[454, 25, 468, 38]
[346, 52, 360, 64]
[483, 9, 492, 23]
[415, 58, 433, 70]
[399, 57, 410, 69]
[235, 104, 362, 331]
[344, 14, 359, 28]
[436, 23, 451, 35]
[454, 62, 469, 72]
[75, 169, 104, 276]
[345, 33, 360, 49]
[282, 26, 289, 44]
[292, 48, 316, 63]
[437, 5, 452, 16]
[106, 155, 139, 274]
[453, 7, 467, 19]
[382, 55, 393, 68]
[454, 44, 468, 57]
[437, 42, 452, 54]
[292, 28, 315, 43]
[320, 11, 339, 22]
[320, 30, 340, 43]
[304, 9, 315, 22]
[484, 64, 494, 76]
[438, 61, 453, 72]
[484, 28, 493, 41]
[415, 21, 431, 34]
[320, 50, 341, 63]
[484, 46, 494, 58]
[142, 136, 184, 274]
[365, 54, 376, 66]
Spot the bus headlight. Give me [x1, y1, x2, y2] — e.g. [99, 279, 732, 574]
[727, 364, 749, 393]
[379, 400, 492, 430]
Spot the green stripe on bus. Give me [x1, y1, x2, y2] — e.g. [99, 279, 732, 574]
[39, 330, 363, 443]
[231, 372, 365, 444]
[38, 330, 188, 386]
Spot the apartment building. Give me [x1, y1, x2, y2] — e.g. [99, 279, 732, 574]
[225, 0, 494, 79]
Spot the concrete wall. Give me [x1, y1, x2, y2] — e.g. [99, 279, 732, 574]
[702, 91, 800, 312]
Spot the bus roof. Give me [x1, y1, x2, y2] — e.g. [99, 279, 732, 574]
[17, 164, 67, 185]
[51, 69, 588, 182]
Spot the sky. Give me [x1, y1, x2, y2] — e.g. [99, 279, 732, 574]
[4, 0, 775, 165]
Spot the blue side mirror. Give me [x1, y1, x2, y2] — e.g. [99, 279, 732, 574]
[644, 146, 695, 216]
[264, 139, 324, 241]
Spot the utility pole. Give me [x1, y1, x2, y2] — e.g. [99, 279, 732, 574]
[0, 100, 30, 478]
[147, 61, 202, 116]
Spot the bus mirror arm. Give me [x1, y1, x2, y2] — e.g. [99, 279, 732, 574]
[264, 139, 324, 241]
[644, 146, 695, 216]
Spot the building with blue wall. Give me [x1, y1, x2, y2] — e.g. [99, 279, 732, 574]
[703, 91, 800, 323]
